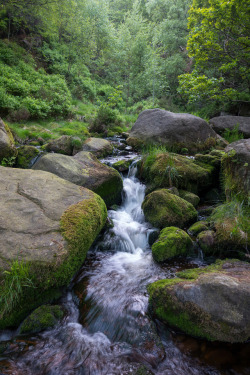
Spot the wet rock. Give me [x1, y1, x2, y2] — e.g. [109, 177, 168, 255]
[0, 166, 107, 329]
[112, 159, 132, 172]
[197, 230, 216, 254]
[127, 109, 217, 153]
[142, 189, 197, 229]
[15, 145, 40, 168]
[32, 151, 123, 206]
[0, 118, 17, 162]
[209, 116, 250, 138]
[152, 227, 193, 262]
[222, 138, 250, 202]
[20, 305, 64, 334]
[148, 259, 250, 343]
[81, 137, 113, 158]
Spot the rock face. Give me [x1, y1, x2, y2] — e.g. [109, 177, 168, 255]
[152, 227, 193, 262]
[140, 152, 217, 194]
[210, 116, 250, 138]
[81, 137, 113, 158]
[222, 138, 250, 201]
[148, 260, 250, 343]
[0, 118, 16, 161]
[0, 166, 107, 328]
[45, 135, 75, 155]
[142, 189, 197, 229]
[127, 109, 217, 153]
[32, 151, 123, 206]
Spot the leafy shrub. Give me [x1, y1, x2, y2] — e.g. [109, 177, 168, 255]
[90, 104, 123, 134]
[222, 125, 244, 143]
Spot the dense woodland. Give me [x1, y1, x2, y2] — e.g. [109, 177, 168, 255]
[0, 0, 249, 129]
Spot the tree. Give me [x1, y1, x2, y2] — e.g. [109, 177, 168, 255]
[178, 0, 250, 110]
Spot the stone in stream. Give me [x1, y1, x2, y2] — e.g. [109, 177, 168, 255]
[81, 137, 113, 158]
[142, 189, 197, 229]
[45, 135, 83, 156]
[209, 116, 250, 138]
[139, 152, 218, 195]
[0, 118, 17, 162]
[20, 305, 64, 334]
[152, 227, 193, 262]
[0, 166, 107, 329]
[15, 145, 40, 168]
[148, 259, 250, 343]
[127, 109, 218, 153]
[32, 151, 123, 207]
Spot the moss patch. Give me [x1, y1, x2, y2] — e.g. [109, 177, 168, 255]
[142, 189, 197, 229]
[152, 226, 193, 262]
[188, 221, 209, 236]
[179, 190, 200, 208]
[16, 145, 40, 168]
[20, 305, 64, 334]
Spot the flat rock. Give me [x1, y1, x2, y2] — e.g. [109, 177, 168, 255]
[127, 109, 217, 153]
[210, 116, 250, 138]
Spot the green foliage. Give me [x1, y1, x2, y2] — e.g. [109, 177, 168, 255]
[179, 0, 250, 109]
[0, 155, 16, 167]
[0, 260, 35, 318]
[222, 125, 244, 144]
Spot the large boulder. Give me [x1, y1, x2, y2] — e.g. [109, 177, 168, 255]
[140, 152, 216, 194]
[0, 166, 107, 328]
[142, 189, 197, 229]
[210, 116, 250, 138]
[127, 109, 217, 153]
[222, 138, 250, 202]
[32, 151, 123, 206]
[152, 227, 193, 262]
[0, 118, 17, 162]
[148, 260, 250, 343]
[81, 137, 113, 158]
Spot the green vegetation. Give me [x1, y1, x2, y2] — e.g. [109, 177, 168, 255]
[0, 259, 35, 318]
[222, 125, 244, 144]
[20, 305, 64, 334]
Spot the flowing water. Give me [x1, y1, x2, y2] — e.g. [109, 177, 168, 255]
[0, 159, 249, 375]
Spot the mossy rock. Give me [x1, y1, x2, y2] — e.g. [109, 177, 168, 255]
[20, 305, 64, 334]
[197, 230, 216, 254]
[179, 190, 200, 208]
[142, 189, 197, 229]
[16, 146, 40, 169]
[112, 159, 132, 172]
[0, 167, 107, 329]
[152, 226, 193, 262]
[194, 153, 221, 168]
[140, 152, 216, 195]
[148, 259, 250, 343]
[188, 221, 209, 236]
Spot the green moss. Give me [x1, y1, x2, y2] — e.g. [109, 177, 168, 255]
[188, 221, 209, 236]
[179, 190, 200, 207]
[176, 260, 225, 280]
[140, 152, 216, 194]
[16, 146, 40, 168]
[112, 159, 132, 172]
[20, 305, 64, 334]
[152, 226, 193, 262]
[197, 230, 216, 254]
[133, 365, 153, 375]
[142, 189, 197, 229]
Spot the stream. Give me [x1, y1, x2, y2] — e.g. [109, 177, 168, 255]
[0, 144, 249, 375]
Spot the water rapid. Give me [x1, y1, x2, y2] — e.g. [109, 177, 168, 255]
[0, 161, 249, 375]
